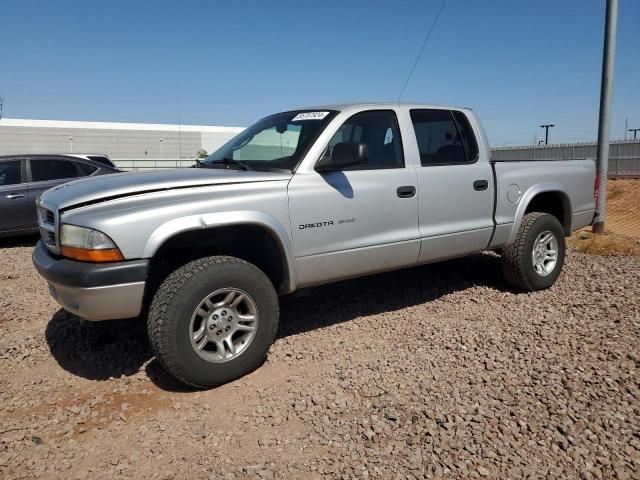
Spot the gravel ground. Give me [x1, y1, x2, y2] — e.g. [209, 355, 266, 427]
[1, 237, 639, 479]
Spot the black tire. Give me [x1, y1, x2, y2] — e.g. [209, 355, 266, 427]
[501, 212, 566, 291]
[147, 256, 279, 388]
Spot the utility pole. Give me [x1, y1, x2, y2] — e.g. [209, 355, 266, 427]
[629, 128, 640, 140]
[593, 0, 618, 235]
[0, 97, 4, 120]
[540, 124, 555, 145]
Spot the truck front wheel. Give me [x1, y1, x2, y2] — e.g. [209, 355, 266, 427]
[147, 256, 279, 388]
[501, 212, 566, 291]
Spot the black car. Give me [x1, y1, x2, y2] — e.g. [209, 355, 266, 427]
[0, 154, 120, 237]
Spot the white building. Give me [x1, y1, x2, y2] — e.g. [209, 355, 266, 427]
[0, 118, 244, 169]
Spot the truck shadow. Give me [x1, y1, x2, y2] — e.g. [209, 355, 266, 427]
[277, 251, 507, 339]
[44, 252, 508, 391]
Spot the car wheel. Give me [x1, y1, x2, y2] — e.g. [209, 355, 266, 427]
[501, 212, 566, 291]
[147, 256, 279, 388]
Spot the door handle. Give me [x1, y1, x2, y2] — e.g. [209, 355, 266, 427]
[5, 193, 25, 200]
[396, 186, 416, 198]
[473, 180, 488, 191]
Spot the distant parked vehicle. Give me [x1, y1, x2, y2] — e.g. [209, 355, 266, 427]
[0, 154, 120, 237]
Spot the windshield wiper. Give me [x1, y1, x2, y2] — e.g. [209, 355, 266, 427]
[205, 157, 252, 171]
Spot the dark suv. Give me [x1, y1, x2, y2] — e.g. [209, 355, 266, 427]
[0, 154, 120, 236]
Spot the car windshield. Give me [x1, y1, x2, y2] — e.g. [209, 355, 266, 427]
[202, 110, 337, 171]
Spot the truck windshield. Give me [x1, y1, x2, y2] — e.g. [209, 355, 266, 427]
[203, 110, 337, 172]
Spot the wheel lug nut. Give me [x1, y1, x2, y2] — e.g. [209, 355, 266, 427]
[209, 325, 215, 330]
[213, 314, 219, 320]
[225, 326, 230, 331]
[217, 330, 222, 335]
[222, 310, 227, 316]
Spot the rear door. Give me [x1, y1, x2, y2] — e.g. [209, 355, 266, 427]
[408, 109, 494, 262]
[26, 157, 84, 224]
[0, 159, 32, 232]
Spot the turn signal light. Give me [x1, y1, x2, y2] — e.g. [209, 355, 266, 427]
[60, 246, 124, 263]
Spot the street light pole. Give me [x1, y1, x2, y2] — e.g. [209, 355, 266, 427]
[629, 128, 640, 140]
[540, 124, 555, 145]
[593, 0, 618, 235]
[625, 118, 628, 140]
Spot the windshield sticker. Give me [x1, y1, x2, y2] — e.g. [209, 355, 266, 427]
[292, 111, 330, 121]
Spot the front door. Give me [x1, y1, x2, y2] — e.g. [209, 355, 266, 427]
[288, 109, 420, 287]
[0, 159, 32, 233]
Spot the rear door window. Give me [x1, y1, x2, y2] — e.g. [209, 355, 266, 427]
[410, 109, 476, 166]
[0, 160, 23, 186]
[30, 159, 81, 182]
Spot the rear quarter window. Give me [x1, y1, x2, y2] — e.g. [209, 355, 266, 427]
[87, 155, 115, 167]
[75, 162, 98, 176]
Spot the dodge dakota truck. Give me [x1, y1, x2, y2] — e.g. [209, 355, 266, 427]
[32, 103, 596, 387]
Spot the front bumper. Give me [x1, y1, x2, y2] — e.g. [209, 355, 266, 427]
[32, 241, 149, 321]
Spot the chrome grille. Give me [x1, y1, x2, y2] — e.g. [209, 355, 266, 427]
[37, 202, 59, 254]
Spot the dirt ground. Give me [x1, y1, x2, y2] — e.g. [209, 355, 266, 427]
[1, 238, 639, 479]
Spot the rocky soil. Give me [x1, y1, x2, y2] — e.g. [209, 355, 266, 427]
[1, 237, 639, 479]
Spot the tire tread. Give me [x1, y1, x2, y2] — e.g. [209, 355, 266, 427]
[502, 212, 553, 291]
[147, 256, 278, 388]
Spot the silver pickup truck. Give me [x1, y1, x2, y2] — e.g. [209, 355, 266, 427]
[33, 103, 596, 387]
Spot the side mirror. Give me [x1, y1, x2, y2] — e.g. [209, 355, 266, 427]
[315, 142, 368, 172]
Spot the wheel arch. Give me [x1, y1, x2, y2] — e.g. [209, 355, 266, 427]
[509, 184, 572, 244]
[143, 211, 297, 294]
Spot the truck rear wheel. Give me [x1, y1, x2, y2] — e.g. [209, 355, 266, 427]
[501, 212, 566, 291]
[147, 256, 279, 388]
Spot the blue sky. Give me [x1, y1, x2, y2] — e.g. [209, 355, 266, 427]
[1, 0, 639, 145]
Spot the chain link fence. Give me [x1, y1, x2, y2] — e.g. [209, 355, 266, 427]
[601, 178, 640, 241]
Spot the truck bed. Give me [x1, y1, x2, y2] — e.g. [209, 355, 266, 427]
[489, 158, 596, 248]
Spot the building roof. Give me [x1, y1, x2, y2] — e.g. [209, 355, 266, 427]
[0, 118, 244, 133]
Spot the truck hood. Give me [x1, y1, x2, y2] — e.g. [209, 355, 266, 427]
[41, 168, 292, 210]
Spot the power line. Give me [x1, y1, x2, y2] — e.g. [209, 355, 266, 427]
[397, 0, 446, 101]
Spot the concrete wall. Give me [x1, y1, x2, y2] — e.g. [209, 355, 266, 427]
[0, 118, 244, 170]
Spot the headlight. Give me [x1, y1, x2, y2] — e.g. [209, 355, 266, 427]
[60, 225, 124, 262]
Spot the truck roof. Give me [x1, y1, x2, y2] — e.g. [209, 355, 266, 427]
[291, 102, 472, 113]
